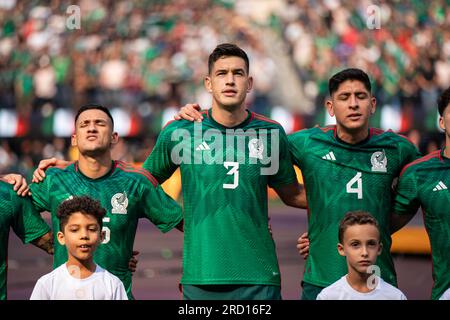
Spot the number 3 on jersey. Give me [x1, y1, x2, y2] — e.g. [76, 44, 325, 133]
[346, 172, 363, 199]
[223, 162, 239, 189]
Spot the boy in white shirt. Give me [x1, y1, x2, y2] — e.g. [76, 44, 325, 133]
[317, 211, 407, 300]
[30, 196, 127, 300]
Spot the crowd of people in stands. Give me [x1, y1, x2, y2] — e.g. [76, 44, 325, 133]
[0, 0, 449, 178]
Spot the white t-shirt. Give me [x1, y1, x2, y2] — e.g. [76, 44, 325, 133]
[30, 264, 128, 300]
[317, 275, 407, 300]
[439, 287, 450, 300]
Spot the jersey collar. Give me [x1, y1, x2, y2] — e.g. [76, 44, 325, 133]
[206, 108, 253, 130]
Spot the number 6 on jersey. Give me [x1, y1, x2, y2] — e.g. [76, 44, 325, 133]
[346, 172, 363, 199]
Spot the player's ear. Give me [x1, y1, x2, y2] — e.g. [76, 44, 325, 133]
[370, 95, 377, 115]
[377, 241, 382, 255]
[439, 116, 445, 131]
[100, 229, 105, 242]
[337, 243, 345, 256]
[204, 75, 212, 93]
[57, 231, 65, 246]
[71, 133, 77, 147]
[111, 132, 119, 145]
[246, 76, 253, 93]
[326, 99, 335, 117]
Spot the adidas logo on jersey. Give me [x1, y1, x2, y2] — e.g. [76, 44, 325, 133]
[195, 141, 210, 151]
[322, 151, 336, 161]
[433, 181, 448, 192]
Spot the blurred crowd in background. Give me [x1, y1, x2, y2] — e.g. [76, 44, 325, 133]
[0, 0, 449, 179]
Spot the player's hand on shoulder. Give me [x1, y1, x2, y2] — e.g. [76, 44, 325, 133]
[174, 103, 203, 122]
[1, 173, 30, 196]
[32, 157, 71, 183]
[297, 232, 310, 260]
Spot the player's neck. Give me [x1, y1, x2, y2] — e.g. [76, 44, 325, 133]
[211, 104, 248, 127]
[78, 154, 113, 179]
[346, 270, 374, 293]
[66, 258, 96, 279]
[336, 125, 369, 144]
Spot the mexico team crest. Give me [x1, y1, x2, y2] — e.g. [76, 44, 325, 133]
[371, 151, 387, 172]
[249, 138, 264, 159]
[111, 192, 128, 214]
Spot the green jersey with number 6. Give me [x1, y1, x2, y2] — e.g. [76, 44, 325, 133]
[394, 149, 450, 300]
[288, 125, 421, 288]
[0, 181, 51, 300]
[29, 161, 183, 299]
[143, 109, 297, 286]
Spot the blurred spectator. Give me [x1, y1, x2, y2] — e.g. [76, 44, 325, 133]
[0, 0, 449, 177]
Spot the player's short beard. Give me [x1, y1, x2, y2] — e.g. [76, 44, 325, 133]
[81, 145, 110, 158]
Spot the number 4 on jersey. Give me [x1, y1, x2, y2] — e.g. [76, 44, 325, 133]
[346, 172, 363, 199]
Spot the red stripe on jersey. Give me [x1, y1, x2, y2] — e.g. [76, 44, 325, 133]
[319, 125, 335, 133]
[116, 161, 159, 187]
[370, 127, 385, 136]
[399, 150, 441, 177]
[253, 113, 280, 125]
[385, 129, 416, 145]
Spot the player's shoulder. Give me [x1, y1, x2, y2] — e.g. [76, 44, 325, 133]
[115, 161, 159, 187]
[161, 117, 195, 133]
[372, 128, 415, 146]
[45, 163, 75, 177]
[289, 125, 334, 140]
[399, 150, 442, 177]
[250, 112, 285, 130]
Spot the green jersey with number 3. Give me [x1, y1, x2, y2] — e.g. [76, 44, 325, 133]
[288, 125, 421, 288]
[29, 161, 183, 299]
[0, 181, 51, 300]
[143, 109, 297, 286]
[394, 149, 450, 299]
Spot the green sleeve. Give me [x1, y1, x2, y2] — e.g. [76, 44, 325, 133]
[268, 127, 297, 188]
[399, 138, 422, 167]
[139, 178, 183, 233]
[29, 176, 51, 212]
[393, 168, 420, 216]
[11, 192, 50, 244]
[142, 124, 179, 184]
[287, 129, 307, 167]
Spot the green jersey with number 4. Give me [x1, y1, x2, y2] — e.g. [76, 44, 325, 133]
[143, 109, 297, 286]
[288, 125, 420, 288]
[0, 181, 51, 300]
[394, 149, 450, 300]
[29, 161, 183, 299]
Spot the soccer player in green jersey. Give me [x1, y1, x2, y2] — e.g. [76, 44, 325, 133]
[177, 68, 421, 300]
[29, 104, 184, 299]
[0, 178, 53, 300]
[288, 69, 421, 299]
[144, 43, 306, 300]
[392, 86, 450, 300]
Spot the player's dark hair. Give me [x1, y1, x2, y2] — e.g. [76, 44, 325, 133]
[329, 68, 372, 96]
[74, 104, 114, 128]
[208, 43, 249, 75]
[338, 211, 379, 243]
[57, 196, 106, 231]
[437, 86, 450, 116]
